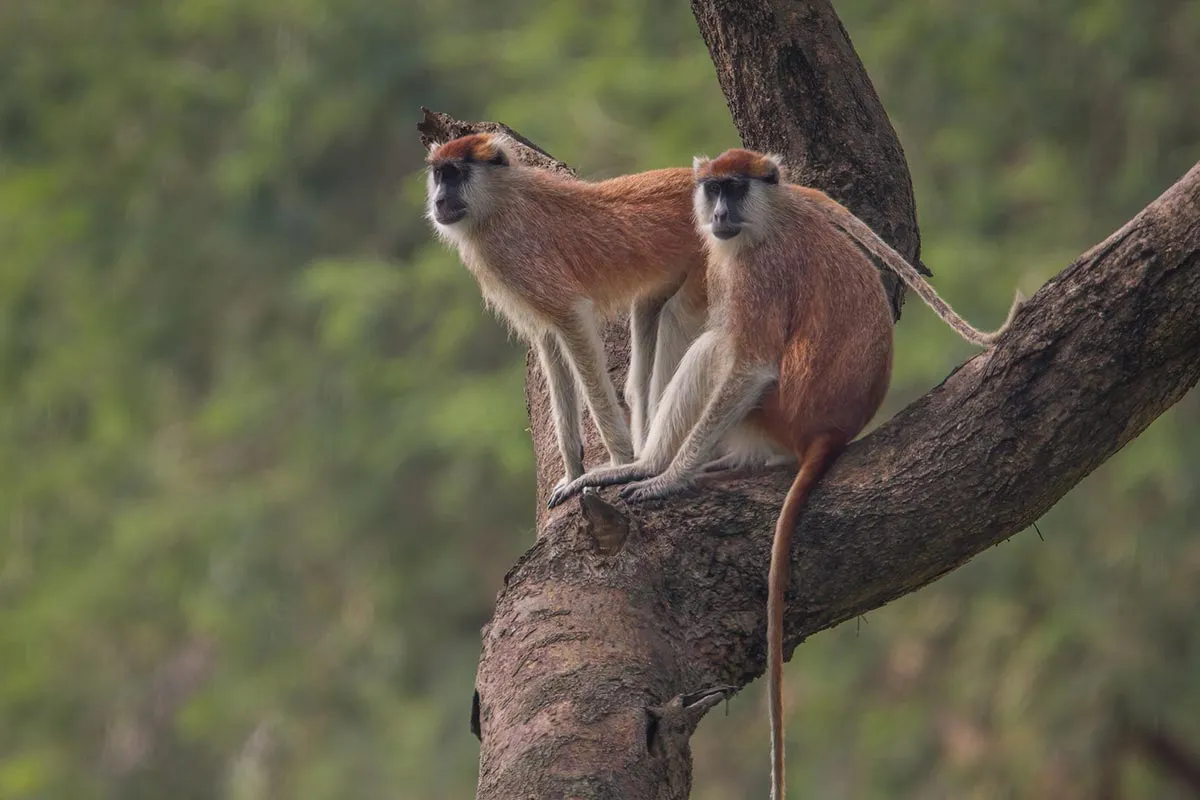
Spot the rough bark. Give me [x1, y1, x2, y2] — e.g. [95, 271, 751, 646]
[417, 4, 1200, 797]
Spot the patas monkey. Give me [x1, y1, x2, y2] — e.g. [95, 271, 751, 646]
[426, 133, 708, 497]
[550, 149, 1023, 799]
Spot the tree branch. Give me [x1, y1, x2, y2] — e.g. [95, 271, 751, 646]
[417, 3, 1200, 797]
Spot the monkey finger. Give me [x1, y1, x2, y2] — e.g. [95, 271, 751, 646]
[546, 476, 574, 508]
[546, 482, 580, 509]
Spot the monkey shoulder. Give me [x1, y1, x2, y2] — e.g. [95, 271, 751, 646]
[785, 183, 846, 212]
[590, 168, 695, 202]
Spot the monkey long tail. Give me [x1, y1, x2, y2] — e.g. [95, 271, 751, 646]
[768, 435, 843, 800]
[821, 204, 1024, 348]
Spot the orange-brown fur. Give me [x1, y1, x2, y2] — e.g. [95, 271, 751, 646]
[693, 151, 892, 453]
[697, 149, 1024, 348]
[427, 134, 710, 489]
[428, 136, 707, 328]
[701, 149, 779, 179]
[453, 170, 702, 324]
[428, 133, 500, 164]
[428, 136, 706, 322]
[717, 192, 893, 449]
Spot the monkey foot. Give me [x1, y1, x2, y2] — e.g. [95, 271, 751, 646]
[549, 473, 580, 503]
[546, 462, 655, 509]
[700, 454, 743, 474]
[700, 453, 796, 476]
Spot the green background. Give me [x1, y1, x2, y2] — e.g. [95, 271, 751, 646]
[1, 0, 1197, 797]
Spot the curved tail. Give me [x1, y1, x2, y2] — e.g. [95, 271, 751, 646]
[768, 436, 843, 800]
[816, 200, 1024, 347]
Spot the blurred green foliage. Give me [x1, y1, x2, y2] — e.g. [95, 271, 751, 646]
[0, 0, 1196, 798]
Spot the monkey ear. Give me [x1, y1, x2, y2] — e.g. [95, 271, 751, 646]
[489, 133, 518, 166]
[765, 153, 787, 184]
[692, 155, 711, 177]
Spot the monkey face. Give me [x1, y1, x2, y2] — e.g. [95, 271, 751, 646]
[693, 149, 785, 245]
[428, 161, 471, 225]
[696, 178, 751, 240]
[426, 135, 512, 229]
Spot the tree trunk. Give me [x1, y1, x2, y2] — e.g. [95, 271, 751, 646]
[690, 0, 931, 315]
[416, 1, 1200, 797]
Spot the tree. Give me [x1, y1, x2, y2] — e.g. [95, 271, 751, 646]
[417, 0, 1200, 797]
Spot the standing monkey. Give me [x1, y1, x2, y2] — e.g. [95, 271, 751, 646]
[550, 149, 1022, 799]
[425, 134, 708, 498]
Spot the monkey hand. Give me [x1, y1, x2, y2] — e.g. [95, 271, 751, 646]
[546, 461, 656, 509]
[550, 474, 578, 502]
[618, 472, 694, 503]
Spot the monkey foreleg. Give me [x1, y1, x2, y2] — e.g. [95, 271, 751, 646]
[699, 455, 745, 474]
[536, 334, 585, 487]
[557, 304, 636, 465]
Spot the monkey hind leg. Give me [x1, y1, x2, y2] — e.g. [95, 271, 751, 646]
[625, 294, 670, 455]
[535, 333, 585, 487]
[556, 303, 635, 466]
[702, 423, 794, 474]
[622, 361, 778, 503]
[647, 292, 707, 417]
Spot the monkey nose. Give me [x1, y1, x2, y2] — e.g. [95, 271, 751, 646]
[713, 210, 729, 224]
[435, 198, 449, 212]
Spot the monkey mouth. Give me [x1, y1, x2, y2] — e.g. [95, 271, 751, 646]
[435, 205, 468, 225]
[711, 223, 742, 240]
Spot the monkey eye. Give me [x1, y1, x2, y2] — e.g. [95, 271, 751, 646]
[703, 181, 721, 199]
[436, 163, 464, 183]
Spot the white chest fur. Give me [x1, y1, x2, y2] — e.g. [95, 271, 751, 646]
[437, 221, 546, 339]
